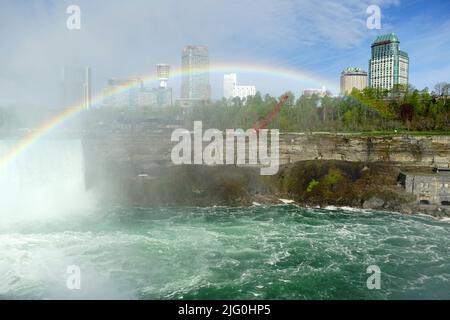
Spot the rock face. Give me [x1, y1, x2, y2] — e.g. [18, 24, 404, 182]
[81, 132, 450, 216]
[83, 132, 450, 172]
[279, 134, 450, 167]
[363, 197, 385, 210]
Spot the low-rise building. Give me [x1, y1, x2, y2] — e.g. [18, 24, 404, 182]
[223, 73, 256, 101]
[400, 170, 450, 206]
[302, 86, 327, 97]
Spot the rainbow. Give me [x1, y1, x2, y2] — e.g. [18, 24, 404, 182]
[0, 63, 337, 168]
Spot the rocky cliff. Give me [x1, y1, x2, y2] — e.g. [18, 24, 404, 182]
[82, 132, 450, 216]
[279, 133, 450, 167]
[83, 132, 450, 171]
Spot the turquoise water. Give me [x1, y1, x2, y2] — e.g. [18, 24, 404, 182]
[0, 205, 449, 300]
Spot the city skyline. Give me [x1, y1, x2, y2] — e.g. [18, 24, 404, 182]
[0, 0, 449, 106]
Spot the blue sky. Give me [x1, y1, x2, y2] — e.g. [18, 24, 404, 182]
[0, 0, 449, 105]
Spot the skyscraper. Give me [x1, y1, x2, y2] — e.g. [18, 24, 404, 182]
[340, 67, 368, 95]
[369, 33, 409, 90]
[62, 66, 91, 109]
[180, 45, 210, 105]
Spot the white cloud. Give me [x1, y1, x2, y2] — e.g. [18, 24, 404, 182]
[0, 0, 416, 104]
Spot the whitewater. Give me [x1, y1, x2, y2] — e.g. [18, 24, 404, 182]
[0, 140, 448, 299]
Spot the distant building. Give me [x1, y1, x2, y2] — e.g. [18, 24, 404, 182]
[157, 64, 170, 89]
[340, 67, 368, 95]
[223, 73, 236, 99]
[302, 86, 327, 97]
[223, 73, 256, 101]
[180, 45, 211, 106]
[400, 170, 450, 207]
[103, 78, 143, 108]
[150, 87, 172, 108]
[234, 85, 256, 100]
[61, 66, 91, 109]
[369, 33, 409, 90]
[138, 89, 157, 107]
[156, 64, 172, 107]
[134, 64, 172, 108]
[137, 64, 172, 108]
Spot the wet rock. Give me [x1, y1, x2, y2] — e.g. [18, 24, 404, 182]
[363, 197, 385, 209]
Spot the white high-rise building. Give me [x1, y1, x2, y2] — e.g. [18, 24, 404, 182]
[369, 33, 409, 90]
[223, 73, 237, 99]
[223, 73, 256, 101]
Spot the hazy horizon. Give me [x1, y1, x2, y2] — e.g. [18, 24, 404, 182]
[1, 0, 449, 107]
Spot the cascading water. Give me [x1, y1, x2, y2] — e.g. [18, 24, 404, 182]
[0, 139, 94, 224]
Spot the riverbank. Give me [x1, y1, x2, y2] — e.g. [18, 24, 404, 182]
[79, 132, 450, 217]
[86, 159, 450, 218]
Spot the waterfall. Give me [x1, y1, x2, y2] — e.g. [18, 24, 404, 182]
[0, 139, 94, 224]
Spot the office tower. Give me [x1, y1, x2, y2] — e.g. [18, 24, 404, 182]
[340, 67, 368, 95]
[181, 45, 211, 104]
[369, 33, 409, 90]
[223, 73, 256, 101]
[62, 66, 91, 109]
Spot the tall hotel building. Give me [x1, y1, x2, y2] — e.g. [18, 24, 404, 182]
[340, 67, 368, 95]
[180, 45, 211, 105]
[369, 33, 409, 90]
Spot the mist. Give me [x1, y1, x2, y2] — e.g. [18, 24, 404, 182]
[0, 139, 94, 225]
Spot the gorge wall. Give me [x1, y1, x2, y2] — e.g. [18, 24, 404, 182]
[80, 132, 450, 215]
[83, 132, 450, 171]
[279, 134, 450, 167]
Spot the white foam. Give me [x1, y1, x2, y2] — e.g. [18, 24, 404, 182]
[279, 199, 295, 204]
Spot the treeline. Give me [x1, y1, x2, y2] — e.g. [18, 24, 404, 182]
[350, 83, 449, 131]
[2, 82, 449, 134]
[177, 82, 449, 133]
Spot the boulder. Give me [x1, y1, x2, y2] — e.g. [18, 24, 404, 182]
[363, 197, 385, 209]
